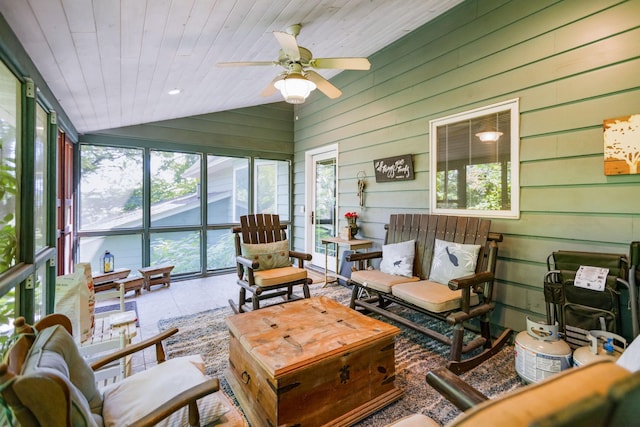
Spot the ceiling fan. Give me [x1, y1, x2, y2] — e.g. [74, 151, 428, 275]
[217, 24, 371, 104]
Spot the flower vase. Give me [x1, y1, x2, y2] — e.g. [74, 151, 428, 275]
[347, 218, 359, 239]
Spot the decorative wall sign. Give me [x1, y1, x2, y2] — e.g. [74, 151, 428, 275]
[604, 113, 640, 175]
[373, 154, 414, 182]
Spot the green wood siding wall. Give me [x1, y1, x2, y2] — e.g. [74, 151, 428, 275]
[82, 102, 294, 159]
[293, 0, 640, 332]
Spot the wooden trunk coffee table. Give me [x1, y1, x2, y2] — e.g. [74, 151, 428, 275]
[225, 296, 402, 427]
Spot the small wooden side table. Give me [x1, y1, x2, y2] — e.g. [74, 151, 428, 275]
[321, 237, 373, 286]
[138, 264, 175, 291]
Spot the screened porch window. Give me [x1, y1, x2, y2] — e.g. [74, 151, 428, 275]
[255, 159, 290, 220]
[79, 145, 144, 230]
[430, 99, 520, 218]
[78, 145, 292, 276]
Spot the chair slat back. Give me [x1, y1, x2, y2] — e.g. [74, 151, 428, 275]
[385, 214, 491, 280]
[239, 214, 285, 244]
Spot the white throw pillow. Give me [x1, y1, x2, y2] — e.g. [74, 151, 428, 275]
[380, 240, 415, 277]
[428, 238, 481, 285]
[102, 355, 228, 427]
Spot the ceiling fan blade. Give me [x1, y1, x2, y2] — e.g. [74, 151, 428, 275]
[305, 70, 342, 99]
[273, 31, 300, 61]
[311, 57, 371, 70]
[260, 75, 284, 97]
[217, 61, 276, 67]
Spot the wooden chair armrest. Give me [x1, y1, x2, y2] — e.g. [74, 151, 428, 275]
[426, 367, 488, 411]
[448, 271, 494, 290]
[128, 378, 220, 427]
[90, 328, 179, 371]
[34, 313, 73, 335]
[346, 251, 383, 262]
[236, 255, 259, 269]
[289, 250, 312, 261]
[488, 232, 503, 243]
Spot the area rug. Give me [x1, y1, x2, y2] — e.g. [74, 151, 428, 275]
[158, 284, 523, 426]
[95, 300, 139, 326]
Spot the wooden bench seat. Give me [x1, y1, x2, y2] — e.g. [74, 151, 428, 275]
[138, 264, 174, 291]
[114, 276, 145, 296]
[347, 213, 512, 374]
[92, 268, 131, 293]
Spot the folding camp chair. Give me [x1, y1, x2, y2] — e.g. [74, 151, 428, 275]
[544, 247, 639, 348]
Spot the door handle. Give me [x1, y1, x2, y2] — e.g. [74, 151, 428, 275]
[311, 211, 315, 224]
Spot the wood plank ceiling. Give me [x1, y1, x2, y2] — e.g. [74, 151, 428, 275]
[0, 0, 462, 133]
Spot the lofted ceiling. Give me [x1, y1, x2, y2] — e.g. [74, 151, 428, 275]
[0, 0, 462, 134]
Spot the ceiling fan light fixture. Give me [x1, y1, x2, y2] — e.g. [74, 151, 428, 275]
[274, 73, 316, 104]
[475, 130, 503, 142]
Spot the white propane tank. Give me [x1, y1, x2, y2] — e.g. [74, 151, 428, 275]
[573, 330, 626, 367]
[515, 317, 572, 383]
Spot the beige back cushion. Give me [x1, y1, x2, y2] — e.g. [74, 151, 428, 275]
[18, 324, 103, 426]
[241, 239, 290, 271]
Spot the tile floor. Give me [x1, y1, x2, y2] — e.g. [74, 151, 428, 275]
[97, 267, 325, 375]
[96, 272, 239, 374]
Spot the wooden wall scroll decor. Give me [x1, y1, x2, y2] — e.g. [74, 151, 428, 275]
[604, 113, 640, 175]
[373, 154, 414, 182]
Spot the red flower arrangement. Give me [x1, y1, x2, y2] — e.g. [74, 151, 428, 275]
[344, 211, 358, 219]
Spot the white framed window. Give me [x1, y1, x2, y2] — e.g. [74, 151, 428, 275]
[429, 98, 520, 219]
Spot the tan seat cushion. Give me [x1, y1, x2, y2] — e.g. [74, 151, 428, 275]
[254, 266, 307, 287]
[351, 269, 420, 293]
[391, 280, 479, 313]
[451, 360, 630, 427]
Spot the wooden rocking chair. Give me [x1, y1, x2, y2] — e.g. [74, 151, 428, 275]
[348, 214, 511, 374]
[230, 214, 312, 313]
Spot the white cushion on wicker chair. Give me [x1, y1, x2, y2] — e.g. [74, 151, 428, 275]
[102, 355, 228, 427]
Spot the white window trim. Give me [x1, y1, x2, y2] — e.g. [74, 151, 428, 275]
[429, 98, 520, 219]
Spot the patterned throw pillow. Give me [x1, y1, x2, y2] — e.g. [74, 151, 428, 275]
[241, 239, 290, 271]
[380, 240, 416, 277]
[428, 238, 481, 285]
